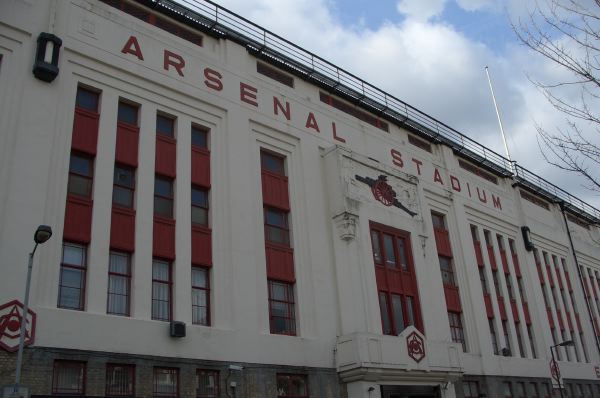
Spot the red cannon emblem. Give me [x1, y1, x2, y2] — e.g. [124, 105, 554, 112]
[0, 300, 36, 352]
[407, 331, 426, 363]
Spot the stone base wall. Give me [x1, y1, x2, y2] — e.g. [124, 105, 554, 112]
[0, 347, 340, 398]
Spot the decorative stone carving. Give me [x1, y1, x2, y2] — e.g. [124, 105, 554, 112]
[333, 212, 358, 241]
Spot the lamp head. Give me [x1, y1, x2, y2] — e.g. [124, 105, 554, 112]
[34, 225, 52, 244]
[558, 340, 575, 347]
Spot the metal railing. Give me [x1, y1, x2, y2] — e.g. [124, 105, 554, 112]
[144, 0, 600, 223]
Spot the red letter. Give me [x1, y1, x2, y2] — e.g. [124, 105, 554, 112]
[273, 97, 290, 120]
[412, 158, 422, 175]
[391, 149, 404, 168]
[492, 195, 502, 210]
[163, 50, 185, 77]
[477, 187, 487, 203]
[332, 122, 346, 143]
[433, 168, 444, 185]
[121, 36, 144, 60]
[204, 68, 223, 91]
[305, 112, 320, 133]
[240, 83, 258, 107]
[450, 176, 461, 192]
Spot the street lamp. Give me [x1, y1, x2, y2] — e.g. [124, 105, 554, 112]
[550, 340, 575, 398]
[12, 225, 52, 398]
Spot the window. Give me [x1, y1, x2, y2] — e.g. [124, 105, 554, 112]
[489, 319, 499, 354]
[463, 381, 480, 398]
[191, 125, 208, 150]
[58, 243, 86, 310]
[154, 176, 174, 218]
[268, 280, 296, 335]
[264, 207, 290, 246]
[76, 87, 99, 112]
[191, 186, 209, 226]
[276, 374, 308, 398]
[493, 271, 502, 298]
[515, 325, 525, 357]
[156, 113, 175, 138]
[153, 368, 178, 398]
[196, 370, 218, 398]
[261, 150, 285, 175]
[448, 311, 466, 351]
[106, 364, 135, 397]
[479, 268, 489, 294]
[439, 256, 456, 286]
[113, 165, 135, 208]
[431, 212, 445, 229]
[107, 251, 131, 316]
[68, 153, 94, 198]
[257, 62, 294, 88]
[541, 383, 551, 398]
[192, 267, 210, 326]
[52, 360, 85, 395]
[505, 275, 515, 300]
[503, 382, 514, 398]
[152, 260, 172, 321]
[529, 382, 539, 398]
[502, 321, 512, 354]
[118, 101, 138, 126]
[515, 382, 526, 398]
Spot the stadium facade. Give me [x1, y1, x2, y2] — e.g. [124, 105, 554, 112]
[1, 0, 600, 397]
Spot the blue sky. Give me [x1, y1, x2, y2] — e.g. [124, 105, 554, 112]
[205, 0, 600, 208]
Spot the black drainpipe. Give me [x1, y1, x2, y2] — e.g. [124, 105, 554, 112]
[559, 202, 600, 357]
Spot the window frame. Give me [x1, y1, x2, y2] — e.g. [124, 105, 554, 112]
[117, 101, 139, 127]
[196, 369, 219, 398]
[264, 206, 290, 246]
[58, 242, 87, 311]
[191, 185, 209, 227]
[52, 360, 86, 395]
[463, 381, 480, 398]
[260, 150, 285, 176]
[75, 86, 100, 112]
[191, 266, 210, 326]
[191, 125, 209, 150]
[113, 164, 136, 209]
[153, 367, 179, 398]
[105, 363, 135, 397]
[152, 259, 172, 322]
[448, 311, 466, 351]
[156, 113, 176, 138]
[276, 374, 308, 398]
[268, 279, 296, 335]
[68, 152, 94, 199]
[154, 175, 174, 219]
[107, 251, 132, 316]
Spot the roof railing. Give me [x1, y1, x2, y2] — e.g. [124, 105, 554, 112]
[144, 0, 600, 223]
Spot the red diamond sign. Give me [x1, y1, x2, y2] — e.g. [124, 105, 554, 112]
[407, 331, 426, 363]
[0, 300, 36, 352]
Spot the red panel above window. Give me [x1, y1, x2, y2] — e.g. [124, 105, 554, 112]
[434, 228, 452, 257]
[444, 285, 462, 312]
[115, 122, 139, 167]
[110, 207, 135, 252]
[191, 148, 210, 187]
[487, 246, 497, 271]
[564, 271, 573, 292]
[497, 297, 507, 320]
[153, 217, 175, 260]
[474, 241, 484, 268]
[71, 108, 99, 155]
[512, 254, 521, 277]
[537, 265, 545, 285]
[265, 243, 295, 282]
[500, 250, 509, 274]
[261, 170, 290, 210]
[575, 313, 582, 330]
[63, 196, 93, 243]
[191, 225, 212, 267]
[155, 135, 176, 177]
[546, 266, 555, 287]
[484, 293, 494, 319]
[547, 308, 555, 328]
[522, 302, 531, 325]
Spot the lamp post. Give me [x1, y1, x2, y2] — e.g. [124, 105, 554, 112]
[12, 225, 52, 398]
[550, 340, 575, 398]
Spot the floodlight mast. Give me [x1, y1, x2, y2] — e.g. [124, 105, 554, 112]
[485, 66, 514, 173]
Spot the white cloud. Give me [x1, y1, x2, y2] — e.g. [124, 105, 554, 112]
[396, 0, 447, 21]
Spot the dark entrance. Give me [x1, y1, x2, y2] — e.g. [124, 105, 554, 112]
[381, 385, 441, 398]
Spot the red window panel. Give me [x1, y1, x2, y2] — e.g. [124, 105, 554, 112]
[268, 280, 296, 335]
[497, 297, 507, 320]
[487, 245, 498, 271]
[500, 250, 509, 274]
[484, 293, 494, 318]
[110, 207, 135, 252]
[370, 221, 422, 333]
[265, 243, 295, 283]
[106, 364, 135, 397]
[191, 267, 210, 326]
[192, 226, 212, 267]
[52, 360, 86, 395]
[523, 302, 532, 325]
[196, 369, 218, 398]
[191, 148, 211, 187]
[547, 308, 555, 328]
[58, 243, 87, 310]
[546, 266, 555, 287]
[72, 108, 99, 155]
[537, 265, 545, 285]
[153, 367, 178, 398]
[276, 374, 308, 398]
[261, 171, 290, 211]
[153, 217, 175, 260]
[63, 196, 93, 243]
[444, 286, 462, 312]
[508, 239, 521, 276]
[107, 251, 131, 316]
[155, 135, 177, 177]
[470, 226, 484, 267]
[116, 122, 139, 167]
[510, 300, 519, 322]
[152, 260, 172, 321]
[448, 311, 466, 351]
[434, 228, 452, 257]
[557, 310, 565, 330]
